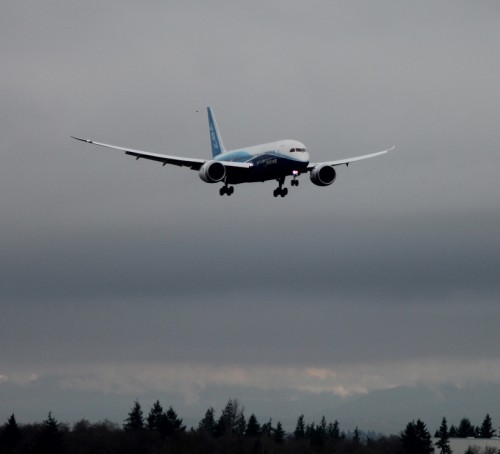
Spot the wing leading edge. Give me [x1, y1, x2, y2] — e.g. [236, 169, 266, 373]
[70, 136, 252, 170]
[307, 145, 395, 170]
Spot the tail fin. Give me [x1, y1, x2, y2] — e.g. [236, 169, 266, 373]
[207, 107, 226, 157]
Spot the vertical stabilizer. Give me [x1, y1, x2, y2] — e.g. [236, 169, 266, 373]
[207, 107, 226, 157]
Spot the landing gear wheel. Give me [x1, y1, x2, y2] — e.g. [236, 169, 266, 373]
[220, 185, 234, 196]
[273, 187, 288, 197]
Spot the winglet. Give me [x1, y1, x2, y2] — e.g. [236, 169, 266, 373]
[71, 135, 94, 144]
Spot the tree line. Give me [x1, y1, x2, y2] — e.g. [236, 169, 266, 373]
[0, 398, 499, 453]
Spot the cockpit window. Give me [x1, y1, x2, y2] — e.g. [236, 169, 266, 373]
[290, 148, 306, 153]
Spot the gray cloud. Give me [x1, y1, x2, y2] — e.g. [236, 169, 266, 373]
[1, 0, 500, 431]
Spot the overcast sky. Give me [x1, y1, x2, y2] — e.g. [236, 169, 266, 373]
[1, 1, 500, 434]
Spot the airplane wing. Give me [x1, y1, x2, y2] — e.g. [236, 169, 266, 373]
[307, 146, 395, 170]
[71, 136, 252, 170]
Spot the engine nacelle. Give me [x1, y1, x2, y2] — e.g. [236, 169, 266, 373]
[310, 165, 336, 186]
[199, 161, 226, 183]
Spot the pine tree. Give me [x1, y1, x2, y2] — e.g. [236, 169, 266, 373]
[401, 419, 433, 454]
[318, 416, 327, 437]
[273, 421, 285, 443]
[353, 426, 361, 443]
[435, 417, 452, 454]
[234, 413, 246, 436]
[159, 406, 186, 437]
[198, 407, 216, 435]
[0, 414, 22, 450]
[479, 413, 496, 438]
[457, 418, 475, 438]
[123, 400, 144, 432]
[294, 414, 305, 439]
[216, 399, 244, 437]
[33, 412, 65, 454]
[246, 414, 260, 437]
[327, 420, 340, 439]
[260, 418, 273, 437]
[147, 400, 164, 431]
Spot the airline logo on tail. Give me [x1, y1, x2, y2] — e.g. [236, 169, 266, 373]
[207, 107, 225, 157]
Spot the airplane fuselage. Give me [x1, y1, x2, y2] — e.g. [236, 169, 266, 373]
[214, 140, 310, 184]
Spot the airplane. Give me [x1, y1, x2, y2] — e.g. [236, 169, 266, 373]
[72, 107, 394, 197]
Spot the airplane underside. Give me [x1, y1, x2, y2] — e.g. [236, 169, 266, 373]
[220, 155, 309, 197]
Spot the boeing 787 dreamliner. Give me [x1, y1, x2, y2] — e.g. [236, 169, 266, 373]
[72, 107, 394, 197]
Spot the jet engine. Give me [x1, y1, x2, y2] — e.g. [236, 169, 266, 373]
[309, 165, 336, 186]
[199, 161, 226, 183]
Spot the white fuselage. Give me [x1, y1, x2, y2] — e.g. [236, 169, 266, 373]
[214, 139, 310, 184]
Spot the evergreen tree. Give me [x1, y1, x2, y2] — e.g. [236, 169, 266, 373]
[479, 413, 495, 438]
[435, 417, 452, 454]
[146, 400, 164, 431]
[305, 422, 315, 439]
[123, 400, 144, 432]
[216, 399, 243, 437]
[317, 416, 327, 438]
[309, 423, 325, 448]
[260, 418, 273, 437]
[294, 414, 305, 439]
[327, 420, 340, 439]
[457, 418, 475, 438]
[234, 413, 246, 436]
[353, 426, 361, 443]
[273, 421, 285, 443]
[449, 425, 458, 438]
[0, 414, 22, 450]
[400, 419, 433, 454]
[246, 414, 260, 438]
[158, 406, 186, 438]
[33, 412, 65, 454]
[198, 407, 216, 435]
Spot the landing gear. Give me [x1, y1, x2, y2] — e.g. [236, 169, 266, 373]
[219, 185, 234, 196]
[291, 179, 299, 187]
[273, 187, 288, 197]
[291, 170, 300, 187]
[273, 178, 288, 197]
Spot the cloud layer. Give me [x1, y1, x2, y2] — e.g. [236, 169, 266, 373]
[1, 0, 500, 431]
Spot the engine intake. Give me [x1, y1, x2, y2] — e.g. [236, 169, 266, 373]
[310, 165, 336, 186]
[199, 161, 226, 183]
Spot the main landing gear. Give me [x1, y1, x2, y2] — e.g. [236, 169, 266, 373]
[219, 185, 234, 196]
[273, 178, 288, 198]
[273, 172, 301, 197]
